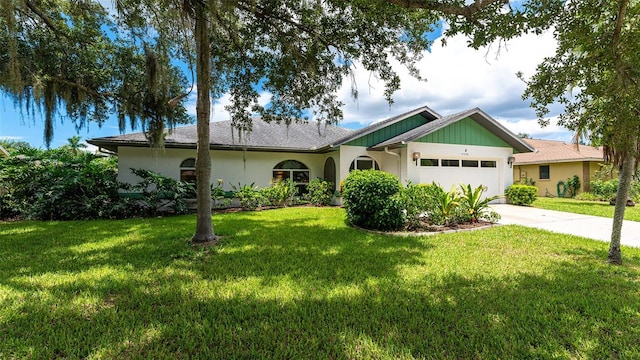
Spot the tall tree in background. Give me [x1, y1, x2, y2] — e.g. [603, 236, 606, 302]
[3, 0, 560, 243]
[0, 0, 191, 148]
[521, 0, 640, 264]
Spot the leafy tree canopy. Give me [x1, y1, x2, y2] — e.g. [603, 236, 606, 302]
[1, 0, 192, 147]
[519, 0, 640, 264]
[2, 0, 562, 145]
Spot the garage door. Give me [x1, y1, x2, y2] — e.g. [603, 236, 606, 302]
[418, 158, 501, 199]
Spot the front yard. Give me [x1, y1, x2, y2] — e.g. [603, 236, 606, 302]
[534, 197, 640, 221]
[2, 207, 640, 359]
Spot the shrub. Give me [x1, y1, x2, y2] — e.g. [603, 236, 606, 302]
[566, 175, 581, 198]
[0, 150, 136, 220]
[459, 184, 500, 222]
[574, 192, 601, 201]
[400, 182, 439, 229]
[590, 179, 618, 200]
[130, 168, 192, 216]
[259, 179, 297, 207]
[232, 182, 266, 210]
[430, 185, 461, 226]
[505, 184, 537, 206]
[342, 170, 403, 231]
[305, 178, 334, 206]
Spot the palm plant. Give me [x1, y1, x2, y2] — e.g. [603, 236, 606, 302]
[459, 184, 499, 222]
[431, 184, 460, 226]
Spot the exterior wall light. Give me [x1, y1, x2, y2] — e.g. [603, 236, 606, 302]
[412, 152, 421, 166]
[508, 156, 516, 168]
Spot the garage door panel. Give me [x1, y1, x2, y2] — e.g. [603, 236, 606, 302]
[419, 166, 500, 199]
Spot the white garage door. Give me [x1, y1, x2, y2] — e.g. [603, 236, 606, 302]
[418, 158, 501, 199]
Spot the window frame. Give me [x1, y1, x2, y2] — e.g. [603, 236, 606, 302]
[539, 165, 550, 180]
[349, 156, 380, 172]
[273, 160, 310, 194]
[179, 158, 197, 184]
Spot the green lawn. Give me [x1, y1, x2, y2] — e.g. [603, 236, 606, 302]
[2, 207, 640, 359]
[533, 196, 640, 221]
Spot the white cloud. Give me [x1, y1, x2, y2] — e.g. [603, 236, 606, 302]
[334, 30, 569, 140]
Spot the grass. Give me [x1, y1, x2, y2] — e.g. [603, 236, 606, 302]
[2, 207, 640, 359]
[533, 196, 640, 221]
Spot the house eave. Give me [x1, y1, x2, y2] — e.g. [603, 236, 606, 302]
[514, 158, 605, 166]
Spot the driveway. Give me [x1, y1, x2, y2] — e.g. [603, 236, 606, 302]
[490, 204, 640, 248]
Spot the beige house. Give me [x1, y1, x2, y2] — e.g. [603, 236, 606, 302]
[513, 139, 607, 197]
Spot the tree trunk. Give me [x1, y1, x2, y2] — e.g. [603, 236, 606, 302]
[608, 141, 636, 264]
[191, 5, 216, 243]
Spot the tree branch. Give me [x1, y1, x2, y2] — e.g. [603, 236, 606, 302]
[24, 0, 59, 33]
[386, 0, 508, 17]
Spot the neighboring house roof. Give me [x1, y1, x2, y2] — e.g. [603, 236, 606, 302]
[0, 145, 9, 158]
[514, 139, 604, 165]
[88, 118, 355, 153]
[369, 107, 534, 153]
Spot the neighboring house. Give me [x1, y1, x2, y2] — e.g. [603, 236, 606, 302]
[0, 145, 9, 159]
[88, 105, 532, 203]
[512, 139, 607, 197]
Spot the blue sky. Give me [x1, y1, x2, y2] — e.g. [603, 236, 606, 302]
[1, 29, 570, 149]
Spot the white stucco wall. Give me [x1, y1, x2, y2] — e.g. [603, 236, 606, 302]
[118, 147, 331, 191]
[405, 142, 514, 202]
[117, 143, 514, 203]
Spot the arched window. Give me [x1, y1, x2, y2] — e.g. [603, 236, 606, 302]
[323, 157, 337, 192]
[180, 158, 197, 184]
[273, 160, 310, 194]
[349, 156, 380, 172]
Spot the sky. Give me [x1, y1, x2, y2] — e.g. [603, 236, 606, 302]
[0, 27, 569, 150]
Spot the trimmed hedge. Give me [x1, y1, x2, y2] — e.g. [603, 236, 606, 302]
[505, 184, 538, 206]
[341, 170, 404, 231]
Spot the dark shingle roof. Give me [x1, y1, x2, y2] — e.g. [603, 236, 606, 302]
[88, 118, 354, 153]
[370, 107, 533, 153]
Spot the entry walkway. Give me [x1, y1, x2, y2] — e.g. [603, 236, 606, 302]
[490, 204, 640, 248]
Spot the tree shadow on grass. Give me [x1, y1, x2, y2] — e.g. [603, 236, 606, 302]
[3, 209, 640, 358]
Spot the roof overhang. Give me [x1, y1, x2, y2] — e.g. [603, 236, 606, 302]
[368, 108, 534, 153]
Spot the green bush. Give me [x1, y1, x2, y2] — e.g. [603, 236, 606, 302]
[259, 179, 297, 207]
[130, 168, 192, 216]
[0, 149, 137, 220]
[399, 182, 439, 229]
[232, 183, 266, 210]
[342, 170, 403, 231]
[505, 184, 538, 206]
[305, 178, 334, 206]
[566, 175, 581, 198]
[459, 184, 500, 222]
[430, 185, 461, 226]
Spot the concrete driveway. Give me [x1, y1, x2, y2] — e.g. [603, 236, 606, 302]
[490, 204, 640, 248]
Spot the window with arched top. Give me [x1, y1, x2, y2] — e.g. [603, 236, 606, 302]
[180, 158, 197, 184]
[273, 160, 310, 194]
[349, 156, 380, 172]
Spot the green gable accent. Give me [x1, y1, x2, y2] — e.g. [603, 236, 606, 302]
[346, 114, 427, 147]
[415, 117, 511, 147]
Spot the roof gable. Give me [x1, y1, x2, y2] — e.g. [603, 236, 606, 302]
[332, 106, 440, 147]
[370, 108, 533, 153]
[344, 113, 432, 147]
[415, 117, 510, 148]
